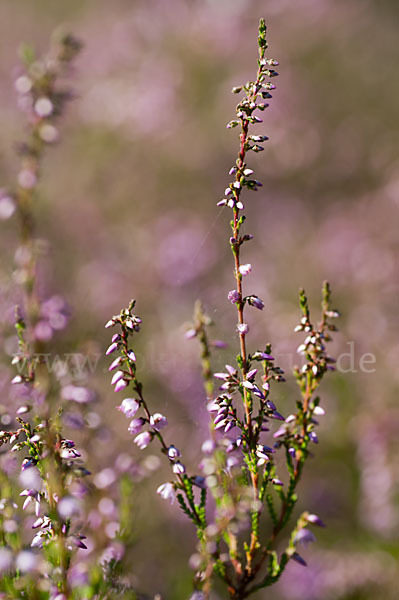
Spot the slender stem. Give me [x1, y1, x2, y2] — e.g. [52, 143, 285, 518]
[120, 327, 203, 526]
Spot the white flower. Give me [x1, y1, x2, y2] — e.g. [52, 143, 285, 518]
[128, 418, 145, 435]
[238, 264, 252, 276]
[149, 413, 168, 431]
[134, 431, 152, 449]
[117, 398, 139, 418]
[157, 482, 175, 504]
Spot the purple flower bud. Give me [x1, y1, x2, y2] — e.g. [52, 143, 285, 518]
[251, 385, 263, 398]
[229, 166, 237, 175]
[224, 421, 235, 433]
[246, 368, 258, 380]
[313, 406, 325, 416]
[106, 343, 118, 356]
[248, 296, 264, 310]
[73, 537, 88, 550]
[262, 445, 275, 454]
[127, 350, 136, 362]
[288, 447, 296, 458]
[134, 431, 152, 449]
[273, 427, 287, 438]
[114, 379, 128, 392]
[193, 476, 206, 489]
[214, 412, 227, 425]
[117, 398, 139, 418]
[309, 431, 318, 444]
[243, 380, 254, 389]
[105, 320, 114, 328]
[167, 445, 181, 459]
[214, 419, 227, 430]
[214, 372, 229, 380]
[306, 513, 326, 527]
[256, 445, 274, 460]
[272, 478, 284, 486]
[173, 462, 186, 474]
[11, 375, 23, 384]
[111, 334, 120, 343]
[271, 411, 285, 421]
[225, 364, 237, 376]
[111, 370, 124, 385]
[228, 290, 241, 304]
[257, 352, 274, 361]
[211, 340, 227, 348]
[291, 552, 307, 567]
[108, 357, 122, 371]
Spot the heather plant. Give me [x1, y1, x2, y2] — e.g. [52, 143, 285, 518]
[105, 19, 340, 600]
[0, 32, 137, 600]
[0, 17, 342, 600]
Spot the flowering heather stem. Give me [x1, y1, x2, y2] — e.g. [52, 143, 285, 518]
[106, 18, 340, 600]
[106, 303, 207, 529]
[2, 32, 87, 598]
[13, 33, 81, 341]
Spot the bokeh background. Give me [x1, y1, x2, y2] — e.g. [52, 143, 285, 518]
[0, 0, 398, 598]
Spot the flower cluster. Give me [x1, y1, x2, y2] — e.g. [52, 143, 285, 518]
[105, 301, 207, 527]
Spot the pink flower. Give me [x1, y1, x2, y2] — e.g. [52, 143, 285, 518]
[128, 418, 145, 435]
[117, 398, 140, 418]
[134, 431, 152, 449]
[114, 379, 128, 392]
[149, 413, 168, 431]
